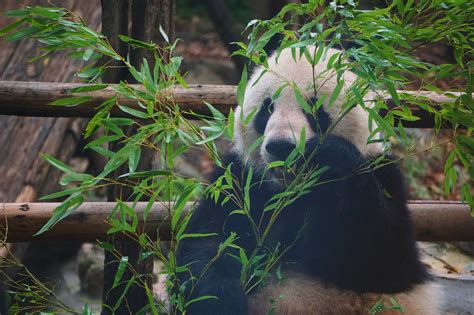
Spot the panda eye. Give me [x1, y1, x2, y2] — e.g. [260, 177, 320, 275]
[262, 97, 274, 114]
[309, 96, 318, 106]
[305, 97, 331, 134]
[254, 97, 274, 134]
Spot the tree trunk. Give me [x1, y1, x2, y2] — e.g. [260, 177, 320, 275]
[100, 1, 175, 313]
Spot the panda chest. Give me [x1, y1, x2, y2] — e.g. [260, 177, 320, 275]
[257, 202, 307, 250]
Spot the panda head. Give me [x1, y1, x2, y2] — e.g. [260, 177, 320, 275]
[232, 47, 382, 179]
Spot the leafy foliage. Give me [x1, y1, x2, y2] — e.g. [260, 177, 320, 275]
[0, 0, 472, 313]
[234, 0, 473, 209]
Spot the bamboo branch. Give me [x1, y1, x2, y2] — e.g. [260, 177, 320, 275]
[1, 201, 472, 242]
[0, 80, 467, 127]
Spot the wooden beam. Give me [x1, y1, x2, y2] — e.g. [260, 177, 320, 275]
[1, 201, 472, 242]
[0, 80, 235, 117]
[0, 80, 467, 127]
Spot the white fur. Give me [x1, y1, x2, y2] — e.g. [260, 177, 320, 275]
[233, 47, 382, 171]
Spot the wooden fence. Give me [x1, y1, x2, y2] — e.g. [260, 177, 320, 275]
[0, 0, 472, 313]
[2, 201, 473, 242]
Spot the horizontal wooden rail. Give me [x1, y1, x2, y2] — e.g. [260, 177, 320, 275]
[0, 80, 235, 117]
[0, 80, 466, 128]
[1, 201, 472, 242]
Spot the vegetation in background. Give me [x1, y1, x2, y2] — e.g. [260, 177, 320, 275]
[0, 0, 472, 313]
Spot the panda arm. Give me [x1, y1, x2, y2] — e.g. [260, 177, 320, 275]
[176, 204, 247, 314]
[175, 155, 249, 314]
[303, 136, 426, 292]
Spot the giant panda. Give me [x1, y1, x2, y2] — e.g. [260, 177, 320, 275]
[175, 47, 441, 314]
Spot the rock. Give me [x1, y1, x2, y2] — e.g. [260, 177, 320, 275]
[77, 243, 104, 297]
[457, 242, 474, 257]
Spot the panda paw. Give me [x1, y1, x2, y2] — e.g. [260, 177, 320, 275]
[305, 135, 363, 176]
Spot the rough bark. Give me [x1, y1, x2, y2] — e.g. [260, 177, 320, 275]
[0, 0, 101, 312]
[100, 0, 177, 313]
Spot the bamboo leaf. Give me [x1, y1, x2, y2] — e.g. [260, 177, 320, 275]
[49, 96, 93, 107]
[237, 65, 248, 107]
[112, 256, 129, 289]
[69, 84, 108, 93]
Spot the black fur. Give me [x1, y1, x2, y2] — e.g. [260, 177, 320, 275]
[176, 135, 428, 314]
[305, 97, 331, 134]
[253, 97, 274, 134]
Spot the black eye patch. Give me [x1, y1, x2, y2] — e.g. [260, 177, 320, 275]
[305, 96, 331, 134]
[254, 97, 274, 134]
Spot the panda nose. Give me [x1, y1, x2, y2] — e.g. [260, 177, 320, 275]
[265, 140, 296, 160]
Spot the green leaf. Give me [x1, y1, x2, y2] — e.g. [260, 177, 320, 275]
[366, 107, 396, 137]
[226, 108, 235, 140]
[172, 185, 197, 231]
[32, 7, 65, 18]
[82, 304, 93, 315]
[119, 170, 172, 179]
[35, 195, 84, 235]
[204, 101, 225, 120]
[118, 35, 155, 49]
[159, 25, 169, 43]
[112, 276, 135, 311]
[294, 87, 312, 114]
[327, 79, 344, 108]
[59, 173, 94, 186]
[0, 19, 26, 36]
[178, 233, 218, 240]
[185, 295, 218, 307]
[270, 85, 285, 103]
[83, 47, 94, 61]
[385, 80, 400, 106]
[461, 184, 474, 212]
[42, 154, 73, 173]
[118, 105, 149, 119]
[7, 26, 41, 41]
[49, 96, 93, 107]
[69, 84, 108, 93]
[237, 65, 248, 107]
[128, 145, 141, 173]
[248, 136, 265, 155]
[145, 285, 159, 315]
[39, 186, 81, 201]
[112, 256, 129, 289]
[267, 160, 285, 169]
[296, 126, 306, 154]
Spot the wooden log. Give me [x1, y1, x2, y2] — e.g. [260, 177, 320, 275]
[408, 200, 474, 242]
[1, 201, 473, 242]
[0, 80, 467, 128]
[0, 80, 234, 117]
